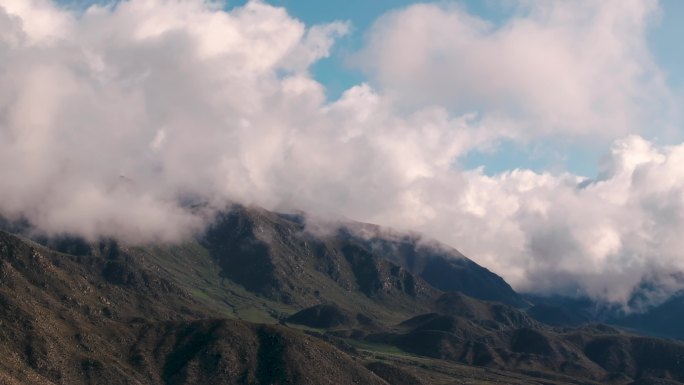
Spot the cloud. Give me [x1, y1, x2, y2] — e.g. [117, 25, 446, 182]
[0, 0, 490, 243]
[0, 0, 683, 307]
[404, 135, 684, 305]
[0, 0, 73, 43]
[0, 0, 353, 242]
[357, 0, 671, 139]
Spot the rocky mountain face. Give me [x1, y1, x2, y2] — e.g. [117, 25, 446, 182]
[199, 206, 521, 320]
[338, 226, 527, 307]
[1, 205, 684, 384]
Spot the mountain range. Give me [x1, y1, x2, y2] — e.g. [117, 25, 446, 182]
[1, 205, 684, 384]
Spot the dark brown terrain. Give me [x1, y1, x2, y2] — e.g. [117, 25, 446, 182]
[1, 205, 684, 384]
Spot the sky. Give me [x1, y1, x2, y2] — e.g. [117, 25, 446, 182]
[1, 0, 684, 308]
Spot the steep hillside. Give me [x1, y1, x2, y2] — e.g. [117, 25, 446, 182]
[129, 319, 388, 385]
[0, 231, 388, 385]
[202, 206, 525, 309]
[200, 206, 437, 323]
[337, 223, 528, 307]
[0, 230, 202, 384]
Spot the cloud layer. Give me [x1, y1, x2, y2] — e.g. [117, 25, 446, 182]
[0, 0, 682, 306]
[358, 0, 671, 138]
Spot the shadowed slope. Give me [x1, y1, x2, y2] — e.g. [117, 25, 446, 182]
[129, 319, 388, 385]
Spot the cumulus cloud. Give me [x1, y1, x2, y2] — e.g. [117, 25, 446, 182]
[0, 0, 683, 306]
[357, 0, 671, 138]
[0, 0, 495, 242]
[395, 136, 684, 305]
[0, 0, 358, 242]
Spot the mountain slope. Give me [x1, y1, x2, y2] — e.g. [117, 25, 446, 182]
[4, 206, 684, 384]
[524, 292, 684, 342]
[2, 206, 526, 319]
[202, 206, 525, 310]
[336, 223, 528, 307]
[0, 230, 389, 385]
[129, 319, 388, 385]
[200, 207, 438, 323]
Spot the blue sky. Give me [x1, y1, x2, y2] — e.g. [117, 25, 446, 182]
[652, 0, 684, 92]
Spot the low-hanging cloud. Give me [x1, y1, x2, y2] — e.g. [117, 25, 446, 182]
[0, 0, 683, 307]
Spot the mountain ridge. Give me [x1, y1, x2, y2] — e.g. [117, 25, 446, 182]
[2, 206, 684, 384]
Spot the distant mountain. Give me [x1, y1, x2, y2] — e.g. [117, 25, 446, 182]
[612, 291, 684, 340]
[524, 291, 684, 342]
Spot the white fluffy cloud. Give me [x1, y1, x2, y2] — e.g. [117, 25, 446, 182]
[393, 136, 684, 305]
[0, 0, 683, 306]
[358, 0, 671, 138]
[0, 0, 489, 242]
